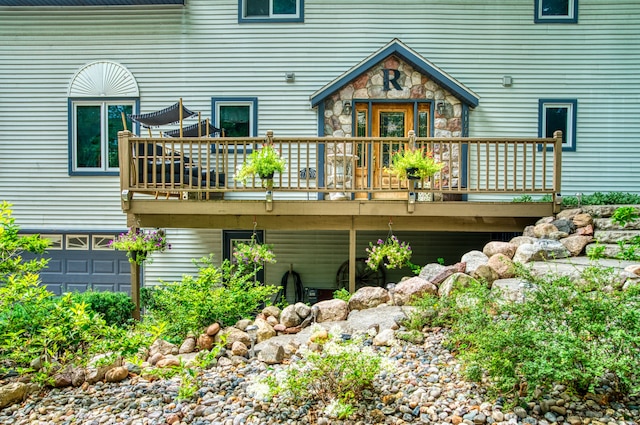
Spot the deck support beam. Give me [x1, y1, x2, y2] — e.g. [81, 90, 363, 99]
[349, 222, 356, 293]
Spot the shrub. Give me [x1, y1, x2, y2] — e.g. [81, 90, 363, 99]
[0, 201, 50, 281]
[70, 290, 135, 328]
[141, 255, 278, 341]
[412, 264, 640, 400]
[257, 327, 388, 419]
[332, 287, 351, 302]
[0, 274, 144, 382]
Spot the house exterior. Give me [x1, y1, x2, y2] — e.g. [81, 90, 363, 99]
[1, 0, 638, 302]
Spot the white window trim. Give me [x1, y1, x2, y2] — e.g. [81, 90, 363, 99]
[70, 99, 136, 174]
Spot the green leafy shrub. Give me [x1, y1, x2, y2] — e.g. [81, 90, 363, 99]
[0, 274, 144, 381]
[332, 287, 351, 302]
[412, 265, 640, 399]
[611, 206, 640, 227]
[512, 192, 640, 206]
[0, 201, 50, 281]
[258, 328, 387, 419]
[70, 290, 135, 328]
[142, 255, 278, 341]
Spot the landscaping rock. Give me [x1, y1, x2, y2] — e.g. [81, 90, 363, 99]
[472, 264, 499, 286]
[513, 240, 570, 263]
[257, 343, 284, 364]
[280, 304, 302, 328]
[294, 302, 311, 320]
[254, 317, 276, 343]
[0, 382, 29, 409]
[218, 327, 251, 349]
[461, 250, 489, 274]
[438, 273, 479, 298]
[487, 253, 516, 278]
[348, 286, 390, 310]
[104, 366, 129, 383]
[197, 333, 215, 351]
[483, 241, 517, 259]
[261, 305, 281, 319]
[314, 299, 349, 322]
[231, 341, 249, 357]
[393, 276, 437, 305]
[179, 336, 197, 354]
[533, 222, 558, 238]
[206, 323, 221, 336]
[560, 234, 593, 256]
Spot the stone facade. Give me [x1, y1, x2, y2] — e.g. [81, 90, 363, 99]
[322, 55, 463, 139]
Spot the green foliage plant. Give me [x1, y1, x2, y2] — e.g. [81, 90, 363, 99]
[70, 290, 135, 328]
[141, 255, 278, 341]
[0, 201, 50, 281]
[333, 287, 352, 302]
[234, 144, 286, 186]
[414, 265, 640, 400]
[386, 147, 443, 180]
[611, 206, 640, 227]
[258, 327, 388, 420]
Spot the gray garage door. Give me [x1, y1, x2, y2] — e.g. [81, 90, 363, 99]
[22, 232, 132, 296]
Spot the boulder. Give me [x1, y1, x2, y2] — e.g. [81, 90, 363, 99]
[348, 286, 390, 310]
[418, 263, 446, 282]
[197, 333, 215, 351]
[231, 341, 249, 357]
[438, 273, 479, 298]
[206, 323, 221, 336]
[487, 253, 516, 279]
[560, 235, 593, 256]
[461, 250, 489, 274]
[294, 302, 312, 320]
[280, 305, 302, 328]
[533, 222, 559, 238]
[261, 305, 281, 319]
[551, 218, 576, 234]
[393, 276, 437, 305]
[149, 338, 178, 357]
[373, 328, 395, 347]
[254, 317, 276, 343]
[472, 264, 499, 286]
[105, 366, 129, 383]
[0, 382, 31, 409]
[156, 357, 181, 368]
[556, 208, 582, 220]
[509, 236, 537, 246]
[217, 327, 251, 349]
[257, 343, 285, 364]
[315, 299, 349, 322]
[572, 213, 593, 228]
[513, 240, 570, 263]
[179, 336, 197, 354]
[483, 241, 517, 259]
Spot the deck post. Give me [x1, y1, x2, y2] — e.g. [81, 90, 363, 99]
[349, 224, 356, 293]
[118, 131, 133, 210]
[407, 130, 416, 212]
[130, 224, 141, 321]
[552, 130, 563, 214]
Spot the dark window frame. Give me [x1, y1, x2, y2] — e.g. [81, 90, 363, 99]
[538, 99, 577, 152]
[534, 0, 578, 24]
[238, 0, 304, 23]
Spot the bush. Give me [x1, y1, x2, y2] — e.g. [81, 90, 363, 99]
[0, 201, 50, 281]
[70, 290, 135, 328]
[258, 328, 387, 419]
[0, 274, 142, 382]
[412, 265, 640, 399]
[512, 192, 640, 206]
[141, 255, 278, 342]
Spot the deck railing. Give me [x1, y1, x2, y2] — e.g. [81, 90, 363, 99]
[118, 130, 562, 202]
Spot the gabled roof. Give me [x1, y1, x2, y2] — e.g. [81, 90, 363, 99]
[310, 38, 480, 108]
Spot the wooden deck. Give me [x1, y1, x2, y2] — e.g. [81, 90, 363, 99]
[117, 130, 563, 232]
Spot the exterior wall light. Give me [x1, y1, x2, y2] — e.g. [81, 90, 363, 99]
[502, 76, 513, 87]
[285, 72, 295, 83]
[342, 101, 352, 115]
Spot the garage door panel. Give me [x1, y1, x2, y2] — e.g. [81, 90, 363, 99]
[43, 259, 63, 273]
[67, 260, 89, 274]
[93, 283, 116, 292]
[68, 284, 89, 293]
[93, 260, 116, 274]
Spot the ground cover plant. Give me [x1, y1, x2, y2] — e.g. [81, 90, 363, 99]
[256, 326, 389, 420]
[512, 191, 640, 206]
[408, 263, 640, 401]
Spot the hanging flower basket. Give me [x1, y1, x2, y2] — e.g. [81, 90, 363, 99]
[365, 235, 413, 271]
[233, 237, 277, 265]
[109, 228, 170, 265]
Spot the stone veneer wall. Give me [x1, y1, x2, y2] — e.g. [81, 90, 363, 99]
[322, 55, 463, 139]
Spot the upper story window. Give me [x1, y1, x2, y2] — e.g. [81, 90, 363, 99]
[239, 0, 303, 23]
[535, 0, 578, 23]
[538, 99, 577, 151]
[212, 97, 258, 137]
[68, 61, 139, 176]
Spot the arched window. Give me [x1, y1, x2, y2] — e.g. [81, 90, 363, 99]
[68, 61, 139, 175]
